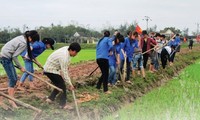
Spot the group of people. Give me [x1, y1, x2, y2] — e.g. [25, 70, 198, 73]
[96, 30, 181, 94]
[0, 29, 182, 109]
[0, 30, 81, 109]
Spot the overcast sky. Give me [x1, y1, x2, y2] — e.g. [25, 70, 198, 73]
[0, 0, 199, 34]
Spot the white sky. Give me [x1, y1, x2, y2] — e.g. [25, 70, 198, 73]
[0, 0, 199, 34]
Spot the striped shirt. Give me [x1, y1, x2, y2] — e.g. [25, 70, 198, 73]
[44, 46, 72, 85]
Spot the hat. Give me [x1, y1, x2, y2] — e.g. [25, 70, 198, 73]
[42, 38, 55, 50]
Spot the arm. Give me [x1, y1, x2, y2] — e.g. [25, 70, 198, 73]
[108, 38, 113, 51]
[12, 45, 26, 71]
[12, 57, 22, 69]
[138, 35, 142, 49]
[33, 58, 43, 69]
[150, 38, 157, 46]
[59, 56, 74, 90]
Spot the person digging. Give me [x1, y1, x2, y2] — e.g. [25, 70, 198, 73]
[18, 38, 55, 90]
[43, 42, 81, 109]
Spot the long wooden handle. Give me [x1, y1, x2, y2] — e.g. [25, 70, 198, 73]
[72, 90, 81, 120]
[14, 65, 62, 92]
[121, 49, 126, 83]
[142, 39, 172, 55]
[0, 92, 42, 113]
[142, 46, 156, 55]
[32, 59, 44, 70]
[25, 71, 63, 92]
[63, 79, 81, 120]
[88, 66, 99, 77]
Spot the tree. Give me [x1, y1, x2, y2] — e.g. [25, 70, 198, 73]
[0, 28, 21, 43]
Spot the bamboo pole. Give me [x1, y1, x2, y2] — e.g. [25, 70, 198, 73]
[71, 90, 81, 120]
[122, 52, 127, 83]
[65, 80, 81, 120]
[0, 92, 42, 113]
[142, 38, 171, 55]
[14, 66, 63, 92]
[32, 59, 44, 70]
[121, 49, 128, 86]
[59, 68, 81, 119]
[142, 46, 157, 55]
[61, 73, 81, 120]
[25, 70, 63, 92]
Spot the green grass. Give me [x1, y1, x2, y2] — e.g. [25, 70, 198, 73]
[70, 49, 96, 63]
[0, 49, 96, 76]
[103, 60, 200, 120]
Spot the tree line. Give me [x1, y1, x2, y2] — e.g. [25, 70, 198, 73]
[0, 23, 188, 43]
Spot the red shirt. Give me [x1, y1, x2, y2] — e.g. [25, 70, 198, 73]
[140, 37, 157, 54]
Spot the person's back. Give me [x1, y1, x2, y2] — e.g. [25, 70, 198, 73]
[188, 38, 194, 50]
[44, 46, 69, 73]
[1, 35, 26, 58]
[189, 39, 193, 45]
[96, 37, 112, 59]
[31, 41, 46, 58]
[96, 31, 113, 94]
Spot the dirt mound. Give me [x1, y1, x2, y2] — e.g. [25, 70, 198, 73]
[0, 60, 100, 104]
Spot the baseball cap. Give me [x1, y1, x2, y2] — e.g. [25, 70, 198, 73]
[42, 38, 55, 50]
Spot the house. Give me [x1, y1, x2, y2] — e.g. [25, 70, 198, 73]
[67, 32, 96, 44]
[160, 29, 175, 39]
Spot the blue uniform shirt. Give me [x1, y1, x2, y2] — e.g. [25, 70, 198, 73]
[109, 44, 121, 67]
[120, 37, 138, 62]
[96, 37, 113, 59]
[21, 41, 46, 59]
[174, 36, 181, 46]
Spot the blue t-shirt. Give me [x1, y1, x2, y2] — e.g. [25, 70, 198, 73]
[174, 36, 181, 46]
[109, 44, 121, 67]
[120, 37, 138, 62]
[168, 37, 180, 47]
[96, 37, 113, 59]
[21, 41, 46, 59]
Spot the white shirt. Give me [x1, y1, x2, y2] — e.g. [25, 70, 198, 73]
[44, 46, 72, 85]
[164, 46, 172, 54]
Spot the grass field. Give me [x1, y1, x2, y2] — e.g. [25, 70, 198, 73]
[0, 49, 96, 76]
[104, 60, 200, 120]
